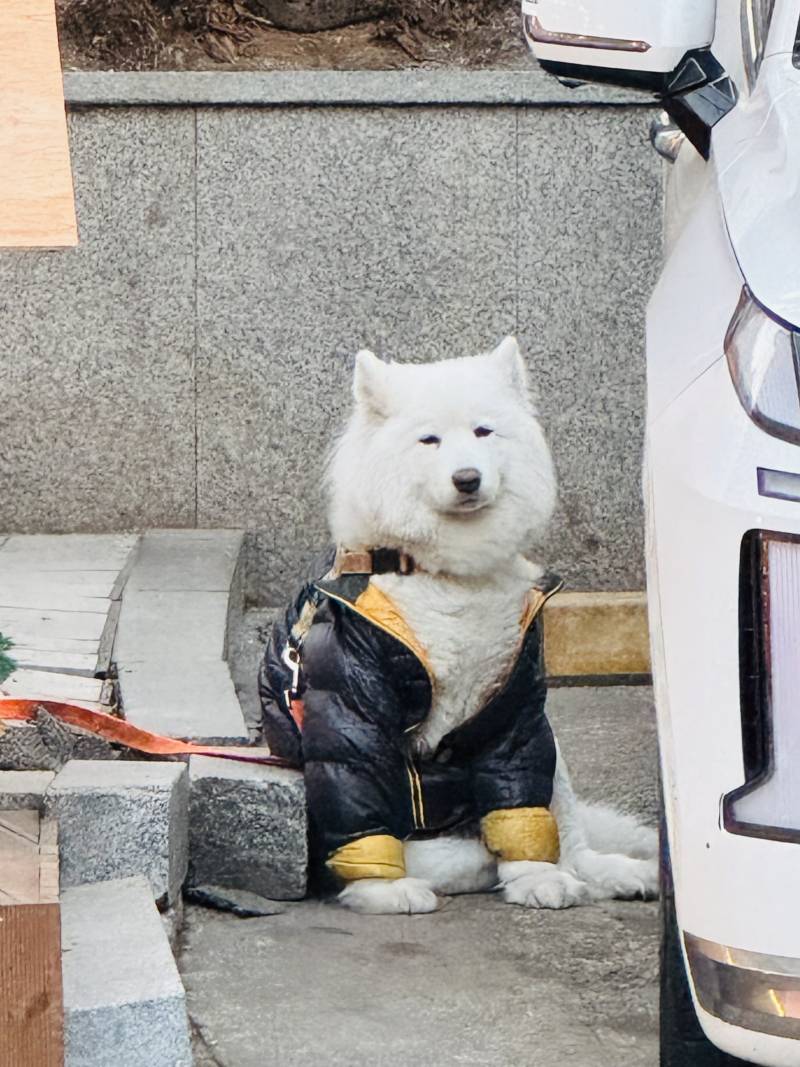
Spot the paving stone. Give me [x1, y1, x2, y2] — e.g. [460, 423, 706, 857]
[45, 760, 188, 904]
[125, 528, 244, 593]
[0, 533, 138, 572]
[62, 876, 192, 1067]
[187, 756, 307, 900]
[114, 530, 249, 744]
[115, 590, 230, 663]
[118, 661, 249, 745]
[0, 770, 54, 810]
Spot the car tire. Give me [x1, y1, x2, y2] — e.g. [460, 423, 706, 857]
[660, 822, 752, 1066]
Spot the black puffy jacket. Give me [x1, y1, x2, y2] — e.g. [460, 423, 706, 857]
[259, 549, 563, 882]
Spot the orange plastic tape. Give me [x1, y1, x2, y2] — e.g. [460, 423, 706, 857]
[0, 699, 296, 768]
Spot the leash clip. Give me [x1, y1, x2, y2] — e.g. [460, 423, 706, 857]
[282, 643, 301, 702]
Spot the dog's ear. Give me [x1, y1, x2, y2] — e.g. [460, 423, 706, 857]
[491, 335, 529, 395]
[353, 348, 389, 417]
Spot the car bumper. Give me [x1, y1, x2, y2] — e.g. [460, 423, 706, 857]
[647, 352, 800, 1065]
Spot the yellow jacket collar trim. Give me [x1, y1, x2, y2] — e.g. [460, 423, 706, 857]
[519, 578, 563, 633]
[352, 583, 434, 680]
[481, 806, 560, 864]
[327, 834, 406, 882]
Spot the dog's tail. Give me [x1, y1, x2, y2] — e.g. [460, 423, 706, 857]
[576, 800, 658, 860]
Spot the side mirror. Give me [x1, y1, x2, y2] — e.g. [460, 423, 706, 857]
[522, 0, 736, 159]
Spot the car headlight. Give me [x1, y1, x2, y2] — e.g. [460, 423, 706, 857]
[725, 287, 800, 445]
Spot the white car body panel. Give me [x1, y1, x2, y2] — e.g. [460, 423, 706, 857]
[714, 57, 800, 327]
[650, 15, 800, 1066]
[526, 0, 800, 1062]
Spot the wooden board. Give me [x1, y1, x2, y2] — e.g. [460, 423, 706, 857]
[0, 585, 110, 614]
[0, 0, 77, 248]
[10, 649, 99, 675]
[1, 669, 105, 705]
[0, 608, 108, 645]
[0, 811, 63, 1067]
[0, 811, 42, 905]
[0, 811, 60, 906]
[0, 571, 119, 598]
[0, 904, 64, 1067]
[0, 534, 138, 571]
[0, 535, 139, 679]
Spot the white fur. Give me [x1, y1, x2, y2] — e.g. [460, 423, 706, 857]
[338, 878, 439, 915]
[404, 837, 497, 895]
[374, 560, 543, 755]
[327, 338, 557, 578]
[326, 338, 659, 914]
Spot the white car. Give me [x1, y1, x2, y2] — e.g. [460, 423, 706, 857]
[523, 3, 800, 1065]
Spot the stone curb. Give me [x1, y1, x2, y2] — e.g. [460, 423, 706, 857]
[544, 591, 651, 680]
[62, 69, 652, 109]
[0, 769, 55, 809]
[61, 876, 192, 1067]
[44, 759, 189, 905]
[187, 755, 307, 900]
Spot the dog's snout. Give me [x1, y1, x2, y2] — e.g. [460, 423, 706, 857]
[452, 468, 482, 495]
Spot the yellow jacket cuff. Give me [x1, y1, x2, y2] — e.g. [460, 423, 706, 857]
[481, 806, 560, 863]
[327, 833, 406, 881]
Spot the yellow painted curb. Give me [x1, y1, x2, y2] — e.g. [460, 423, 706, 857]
[543, 591, 650, 679]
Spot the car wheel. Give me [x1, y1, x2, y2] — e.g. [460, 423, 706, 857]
[660, 821, 752, 1066]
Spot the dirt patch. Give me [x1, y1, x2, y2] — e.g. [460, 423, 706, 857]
[56, 0, 528, 72]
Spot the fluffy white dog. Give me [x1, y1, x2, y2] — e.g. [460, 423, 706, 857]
[261, 336, 659, 914]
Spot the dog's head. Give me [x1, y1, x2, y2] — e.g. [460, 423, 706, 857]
[326, 337, 556, 576]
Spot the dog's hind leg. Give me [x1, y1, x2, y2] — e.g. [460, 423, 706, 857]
[404, 836, 497, 895]
[577, 800, 658, 860]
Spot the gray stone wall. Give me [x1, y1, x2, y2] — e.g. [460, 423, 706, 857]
[0, 72, 662, 602]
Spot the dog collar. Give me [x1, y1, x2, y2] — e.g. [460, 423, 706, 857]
[335, 547, 418, 576]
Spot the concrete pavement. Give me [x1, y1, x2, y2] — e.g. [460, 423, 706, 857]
[179, 685, 660, 1067]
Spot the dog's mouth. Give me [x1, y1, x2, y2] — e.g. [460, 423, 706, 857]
[445, 496, 492, 516]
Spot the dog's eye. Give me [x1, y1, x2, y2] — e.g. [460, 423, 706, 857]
[474, 426, 493, 438]
[419, 435, 441, 446]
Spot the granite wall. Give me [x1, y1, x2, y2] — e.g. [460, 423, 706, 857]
[0, 72, 662, 602]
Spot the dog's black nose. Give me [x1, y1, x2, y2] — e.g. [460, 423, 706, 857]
[452, 468, 482, 495]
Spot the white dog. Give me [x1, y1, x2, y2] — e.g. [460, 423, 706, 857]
[261, 336, 659, 914]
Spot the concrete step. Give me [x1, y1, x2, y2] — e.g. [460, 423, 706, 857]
[114, 529, 249, 744]
[62, 876, 192, 1067]
[187, 755, 307, 900]
[0, 769, 54, 810]
[45, 759, 189, 906]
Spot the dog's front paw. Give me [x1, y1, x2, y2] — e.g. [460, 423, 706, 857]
[338, 877, 440, 915]
[573, 850, 659, 901]
[499, 861, 590, 910]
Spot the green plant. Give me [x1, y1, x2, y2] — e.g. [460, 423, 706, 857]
[0, 632, 16, 684]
